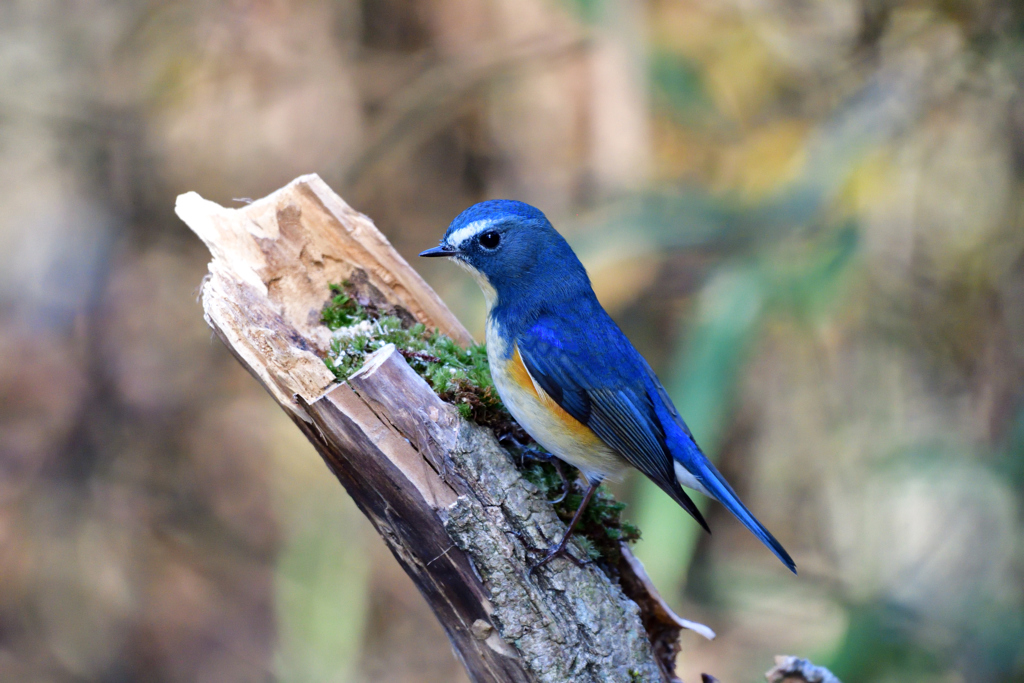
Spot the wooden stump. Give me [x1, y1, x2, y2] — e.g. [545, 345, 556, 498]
[175, 174, 704, 683]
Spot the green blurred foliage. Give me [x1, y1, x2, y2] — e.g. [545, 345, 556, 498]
[650, 51, 713, 120]
[561, 0, 608, 24]
[274, 476, 369, 683]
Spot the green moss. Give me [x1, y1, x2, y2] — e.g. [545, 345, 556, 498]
[322, 282, 496, 393]
[319, 282, 639, 570]
[320, 283, 363, 328]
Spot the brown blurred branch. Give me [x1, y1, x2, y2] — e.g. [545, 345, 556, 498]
[174, 174, 700, 682]
[339, 33, 588, 193]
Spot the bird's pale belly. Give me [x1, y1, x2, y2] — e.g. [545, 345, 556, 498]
[486, 319, 626, 482]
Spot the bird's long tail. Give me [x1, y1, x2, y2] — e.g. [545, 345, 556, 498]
[684, 458, 797, 574]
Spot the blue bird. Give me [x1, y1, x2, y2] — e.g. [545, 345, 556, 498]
[420, 200, 796, 574]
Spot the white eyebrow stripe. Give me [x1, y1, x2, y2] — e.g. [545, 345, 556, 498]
[447, 218, 495, 248]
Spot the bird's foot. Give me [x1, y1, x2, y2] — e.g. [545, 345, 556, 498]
[546, 458, 570, 504]
[515, 448, 570, 504]
[514, 446, 551, 466]
[527, 537, 592, 575]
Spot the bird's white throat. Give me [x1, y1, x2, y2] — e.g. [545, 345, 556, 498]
[451, 257, 497, 309]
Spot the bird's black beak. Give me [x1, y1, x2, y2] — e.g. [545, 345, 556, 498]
[419, 245, 458, 258]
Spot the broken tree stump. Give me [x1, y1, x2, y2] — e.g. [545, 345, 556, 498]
[174, 174, 706, 683]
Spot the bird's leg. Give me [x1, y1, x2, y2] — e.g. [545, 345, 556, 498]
[530, 479, 601, 572]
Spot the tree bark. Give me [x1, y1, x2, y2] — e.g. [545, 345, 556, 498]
[174, 174, 704, 683]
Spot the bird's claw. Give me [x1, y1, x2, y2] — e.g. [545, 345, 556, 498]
[526, 539, 592, 575]
[515, 448, 571, 504]
[547, 459, 570, 504]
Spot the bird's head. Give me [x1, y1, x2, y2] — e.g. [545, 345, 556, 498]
[419, 200, 588, 309]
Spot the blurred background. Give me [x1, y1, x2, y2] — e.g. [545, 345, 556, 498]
[2, 0, 1023, 681]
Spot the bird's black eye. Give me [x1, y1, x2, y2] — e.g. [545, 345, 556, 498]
[478, 231, 501, 249]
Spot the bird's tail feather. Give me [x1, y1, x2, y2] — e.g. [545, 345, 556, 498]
[684, 459, 797, 574]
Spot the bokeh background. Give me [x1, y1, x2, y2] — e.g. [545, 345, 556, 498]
[2, 0, 1024, 681]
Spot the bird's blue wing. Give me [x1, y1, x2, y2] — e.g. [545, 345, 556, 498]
[515, 313, 710, 532]
[516, 308, 796, 573]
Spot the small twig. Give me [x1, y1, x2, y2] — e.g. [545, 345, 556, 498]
[427, 544, 456, 567]
[397, 348, 443, 364]
[766, 656, 842, 683]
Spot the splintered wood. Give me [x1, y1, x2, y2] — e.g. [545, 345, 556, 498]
[176, 174, 699, 683]
[176, 174, 470, 417]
